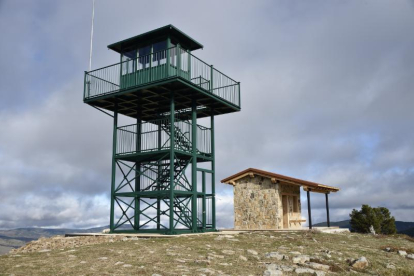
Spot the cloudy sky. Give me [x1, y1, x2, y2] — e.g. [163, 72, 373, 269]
[0, 0, 413, 229]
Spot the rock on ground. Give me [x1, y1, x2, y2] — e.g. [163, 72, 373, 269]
[292, 255, 310, 264]
[305, 262, 330, 272]
[263, 264, 283, 276]
[222, 250, 235, 255]
[398, 250, 407, 256]
[265, 252, 285, 260]
[197, 268, 216, 274]
[351, 257, 369, 269]
[247, 249, 258, 255]
[386, 264, 396, 270]
[295, 267, 316, 274]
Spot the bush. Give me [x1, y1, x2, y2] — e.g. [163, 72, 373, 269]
[349, 205, 397, 234]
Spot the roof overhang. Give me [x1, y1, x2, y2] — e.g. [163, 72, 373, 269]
[107, 24, 203, 53]
[221, 168, 340, 193]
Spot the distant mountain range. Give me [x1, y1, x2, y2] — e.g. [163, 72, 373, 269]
[0, 226, 107, 255]
[313, 220, 414, 237]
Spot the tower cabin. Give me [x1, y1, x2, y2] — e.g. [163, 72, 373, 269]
[84, 24, 240, 119]
[83, 25, 240, 234]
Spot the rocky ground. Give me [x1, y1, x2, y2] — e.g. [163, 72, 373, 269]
[0, 230, 413, 275]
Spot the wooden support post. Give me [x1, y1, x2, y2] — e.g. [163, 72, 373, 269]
[325, 193, 330, 228]
[307, 190, 312, 230]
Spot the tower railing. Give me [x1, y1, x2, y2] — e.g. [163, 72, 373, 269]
[116, 117, 211, 156]
[84, 46, 240, 107]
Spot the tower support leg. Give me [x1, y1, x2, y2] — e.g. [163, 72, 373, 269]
[157, 121, 162, 230]
[109, 104, 118, 232]
[191, 98, 198, 232]
[202, 171, 206, 230]
[135, 115, 142, 230]
[211, 111, 216, 230]
[169, 92, 175, 234]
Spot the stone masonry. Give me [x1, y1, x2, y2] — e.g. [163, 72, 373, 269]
[233, 175, 302, 230]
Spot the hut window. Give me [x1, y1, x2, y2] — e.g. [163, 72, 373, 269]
[293, 196, 299, 212]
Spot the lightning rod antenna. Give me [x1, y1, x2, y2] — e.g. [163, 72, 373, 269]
[88, 0, 95, 71]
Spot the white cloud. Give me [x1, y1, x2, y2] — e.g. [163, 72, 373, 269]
[0, 0, 413, 229]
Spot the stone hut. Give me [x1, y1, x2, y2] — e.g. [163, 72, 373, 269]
[221, 168, 339, 230]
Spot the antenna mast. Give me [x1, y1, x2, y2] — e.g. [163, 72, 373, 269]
[88, 0, 95, 71]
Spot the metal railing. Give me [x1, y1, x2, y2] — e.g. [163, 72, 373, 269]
[84, 46, 240, 107]
[116, 117, 212, 156]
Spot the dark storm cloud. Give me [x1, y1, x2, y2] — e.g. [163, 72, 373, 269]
[0, 0, 413, 229]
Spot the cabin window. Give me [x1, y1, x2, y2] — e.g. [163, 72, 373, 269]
[138, 46, 151, 69]
[152, 40, 167, 65]
[121, 50, 136, 75]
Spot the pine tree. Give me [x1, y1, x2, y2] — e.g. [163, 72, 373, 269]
[349, 205, 396, 234]
[375, 207, 397, 234]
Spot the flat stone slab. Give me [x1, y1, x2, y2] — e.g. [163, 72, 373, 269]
[313, 228, 350, 234]
[65, 228, 347, 239]
[64, 231, 243, 239]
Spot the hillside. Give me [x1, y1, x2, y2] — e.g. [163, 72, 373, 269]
[313, 220, 351, 229]
[400, 227, 414, 237]
[0, 226, 106, 255]
[1, 230, 413, 275]
[395, 222, 414, 232]
[313, 220, 414, 237]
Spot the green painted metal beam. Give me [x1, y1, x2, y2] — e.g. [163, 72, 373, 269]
[211, 110, 216, 231]
[135, 105, 142, 230]
[169, 91, 175, 234]
[191, 98, 197, 232]
[202, 171, 206, 230]
[109, 103, 118, 233]
[157, 121, 162, 230]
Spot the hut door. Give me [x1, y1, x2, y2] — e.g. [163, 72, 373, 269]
[282, 195, 289, 229]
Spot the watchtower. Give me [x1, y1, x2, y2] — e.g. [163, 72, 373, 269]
[83, 25, 240, 234]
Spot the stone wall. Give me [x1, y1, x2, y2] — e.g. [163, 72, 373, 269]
[233, 175, 282, 230]
[233, 175, 303, 230]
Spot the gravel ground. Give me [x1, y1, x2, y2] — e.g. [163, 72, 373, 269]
[1, 231, 413, 275]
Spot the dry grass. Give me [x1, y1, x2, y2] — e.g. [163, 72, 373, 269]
[0, 231, 413, 275]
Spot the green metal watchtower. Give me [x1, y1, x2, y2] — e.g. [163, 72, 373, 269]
[83, 25, 240, 234]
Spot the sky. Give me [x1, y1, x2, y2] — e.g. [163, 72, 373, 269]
[0, 0, 413, 229]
